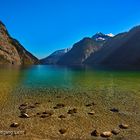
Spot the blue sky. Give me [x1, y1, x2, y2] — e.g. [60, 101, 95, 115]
[0, 0, 140, 58]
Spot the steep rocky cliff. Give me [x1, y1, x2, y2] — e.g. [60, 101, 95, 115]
[0, 21, 38, 65]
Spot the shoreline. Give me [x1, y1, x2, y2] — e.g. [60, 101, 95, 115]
[0, 88, 139, 140]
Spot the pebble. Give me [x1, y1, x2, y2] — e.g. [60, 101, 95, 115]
[119, 124, 129, 129]
[34, 102, 40, 105]
[111, 129, 120, 135]
[101, 131, 112, 137]
[20, 103, 28, 106]
[39, 110, 54, 118]
[91, 130, 100, 136]
[19, 103, 28, 109]
[40, 115, 47, 118]
[19, 103, 36, 111]
[58, 115, 66, 119]
[53, 103, 65, 109]
[68, 108, 77, 114]
[10, 122, 19, 128]
[20, 113, 30, 118]
[42, 111, 48, 114]
[88, 111, 95, 115]
[37, 112, 41, 115]
[42, 110, 54, 116]
[59, 129, 67, 134]
[110, 108, 119, 112]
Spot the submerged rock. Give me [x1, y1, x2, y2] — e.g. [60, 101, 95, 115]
[58, 115, 66, 119]
[91, 130, 100, 136]
[59, 129, 67, 134]
[39, 110, 54, 118]
[111, 129, 120, 135]
[37, 112, 41, 115]
[42, 110, 53, 116]
[40, 115, 47, 118]
[88, 111, 95, 115]
[10, 122, 19, 128]
[34, 102, 40, 105]
[68, 108, 77, 114]
[101, 131, 112, 137]
[19, 103, 36, 111]
[20, 113, 30, 118]
[53, 103, 65, 109]
[119, 124, 129, 129]
[110, 108, 119, 112]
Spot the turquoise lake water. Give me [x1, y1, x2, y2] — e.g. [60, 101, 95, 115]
[0, 64, 140, 103]
[1, 65, 140, 90]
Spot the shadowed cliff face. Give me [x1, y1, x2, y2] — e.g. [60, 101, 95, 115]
[57, 36, 108, 65]
[85, 26, 140, 66]
[0, 21, 39, 65]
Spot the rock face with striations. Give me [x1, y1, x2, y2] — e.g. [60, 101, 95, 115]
[57, 33, 112, 65]
[85, 26, 140, 66]
[0, 21, 38, 65]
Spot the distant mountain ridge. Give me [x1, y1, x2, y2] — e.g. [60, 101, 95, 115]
[42, 25, 140, 67]
[57, 33, 113, 65]
[0, 21, 38, 65]
[40, 48, 71, 64]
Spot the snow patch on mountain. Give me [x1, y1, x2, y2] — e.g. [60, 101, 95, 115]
[106, 33, 115, 37]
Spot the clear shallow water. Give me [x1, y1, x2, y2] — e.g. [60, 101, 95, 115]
[0, 65, 140, 139]
[1, 64, 140, 104]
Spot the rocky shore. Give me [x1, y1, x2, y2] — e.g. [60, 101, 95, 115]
[0, 88, 139, 140]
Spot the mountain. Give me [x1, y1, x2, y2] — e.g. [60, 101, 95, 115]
[57, 33, 113, 65]
[92, 32, 114, 41]
[0, 21, 38, 65]
[40, 48, 70, 64]
[85, 26, 140, 66]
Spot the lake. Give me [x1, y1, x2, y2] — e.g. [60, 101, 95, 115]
[0, 65, 140, 139]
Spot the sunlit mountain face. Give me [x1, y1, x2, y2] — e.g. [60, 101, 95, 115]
[0, 21, 39, 65]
